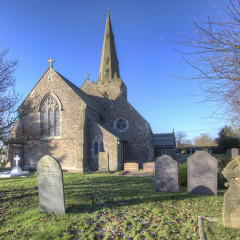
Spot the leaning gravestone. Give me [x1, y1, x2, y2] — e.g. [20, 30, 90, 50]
[99, 152, 109, 172]
[222, 156, 240, 228]
[226, 148, 239, 160]
[37, 155, 65, 214]
[188, 151, 217, 195]
[155, 155, 179, 192]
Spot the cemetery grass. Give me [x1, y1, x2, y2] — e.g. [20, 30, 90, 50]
[0, 171, 239, 240]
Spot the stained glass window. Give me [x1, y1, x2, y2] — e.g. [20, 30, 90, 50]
[94, 141, 98, 156]
[92, 136, 104, 157]
[113, 117, 129, 132]
[40, 94, 61, 137]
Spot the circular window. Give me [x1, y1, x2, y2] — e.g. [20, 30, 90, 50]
[113, 117, 129, 132]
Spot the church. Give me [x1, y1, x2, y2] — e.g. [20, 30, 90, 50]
[14, 12, 156, 172]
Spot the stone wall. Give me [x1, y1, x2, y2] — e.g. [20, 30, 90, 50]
[87, 119, 119, 171]
[104, 95, 154, 163]
[18, 68, 101, 172]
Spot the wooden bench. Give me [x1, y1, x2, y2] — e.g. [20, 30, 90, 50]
[124, 162, 139, 172]
[143, 162, 155, 173]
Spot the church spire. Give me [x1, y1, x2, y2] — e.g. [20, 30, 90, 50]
[97, 11, 121, 84]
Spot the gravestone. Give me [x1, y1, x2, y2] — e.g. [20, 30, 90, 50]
[226, 148, 239, 160]
[124, 162, 139, 172]
[222, 156, 240, 228]
[37, 155, 65, 214]
[143, 162, 155, 173]
[155, 155, 179, 192]
[99, 152, 109, 172]
[188, 151, 217, 195]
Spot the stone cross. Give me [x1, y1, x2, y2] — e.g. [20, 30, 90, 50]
[85, 73, 90, 80]
[14, 155, 20, 168]
[48, 58, 55, 68]
[222, 156, 240, 228]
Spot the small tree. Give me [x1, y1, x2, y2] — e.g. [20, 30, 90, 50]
[216, 125, 240, 152]
[194, 133, 216, 148]
[176, 131, 187, 149]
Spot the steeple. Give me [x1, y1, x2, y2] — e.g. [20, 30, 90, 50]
[97, 11, 121, 84]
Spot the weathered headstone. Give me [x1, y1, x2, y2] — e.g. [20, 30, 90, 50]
[155, 155, 179, 192]
[143, 162, 155, 173]
[99, 152, 109, 172]
[37, 155, 65, 214]
[222, 156, 240, 228]
[226, 148, 239, 160]
[188, 151, 217, 195]
[124, 162, 139, 172]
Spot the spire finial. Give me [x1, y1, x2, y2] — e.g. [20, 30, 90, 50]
[107, 4, 110, 12]
[48, 57, 55, 68]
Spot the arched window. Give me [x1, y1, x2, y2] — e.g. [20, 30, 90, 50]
[92, 135, 104, 157]
[94, 141, 98, 156]
[40, 93, 61, 137]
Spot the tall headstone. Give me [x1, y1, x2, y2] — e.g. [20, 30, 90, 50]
[155, 155, 179, 192]
[37, 155, 65, 214]
[222, 156, 240, 228]
[99, 152, 109, 172]
[188, 151, 217, 195]
[226, 148, 239, 160]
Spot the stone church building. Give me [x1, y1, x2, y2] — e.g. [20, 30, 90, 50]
[15, 12, 155, 172]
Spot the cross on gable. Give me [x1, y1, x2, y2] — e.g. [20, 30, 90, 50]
[48, 58, 55, 68]
[85, 73, 90, 80]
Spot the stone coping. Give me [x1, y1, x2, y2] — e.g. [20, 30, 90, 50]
[198, 216, 219, 240]
[0, 171, 31, 178]
[119, 171, 154, 177]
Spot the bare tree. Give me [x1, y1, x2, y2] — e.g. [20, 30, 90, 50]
[0, 48, 19, 149]
[176, 131, 187, 149]
[175, 0, 240, 128]
[0, 48, 41, 151]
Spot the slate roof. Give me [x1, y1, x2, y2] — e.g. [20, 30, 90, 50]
[56, 71, 103, 115]
[88, 116, 127, 142]
[153, 133, 176, 148]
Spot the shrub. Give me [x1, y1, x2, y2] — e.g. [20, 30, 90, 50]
[178, 164, 187, 187]
[213, 154, 231, 170]
[218, 170, 227, 189]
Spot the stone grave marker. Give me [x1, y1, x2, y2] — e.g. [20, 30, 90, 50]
[188, 151, 217, 195]
[99, 152, 109, 172]
[143, 162, 155, 173]
[222, 156, 240, 228]
[37, 155, 65, 214]
[124, 162, 139, 172]
[226, 148, 239, 160]
[155, 155, 179, 192]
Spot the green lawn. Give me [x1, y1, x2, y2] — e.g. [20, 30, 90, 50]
[0, 171, 239, 239]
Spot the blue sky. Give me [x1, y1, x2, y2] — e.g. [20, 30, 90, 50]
[0, 0, 227, 140]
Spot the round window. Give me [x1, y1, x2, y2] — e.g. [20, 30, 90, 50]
[114, 117, 129, 132]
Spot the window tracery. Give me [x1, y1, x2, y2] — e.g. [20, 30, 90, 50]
[113, 117, 129, 132]
[40, 93, 60, 137]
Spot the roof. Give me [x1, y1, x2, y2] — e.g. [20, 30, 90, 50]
[153, 133, 176, 148]
[56, 71, 103, 115]
[88, 116, 127, 142]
